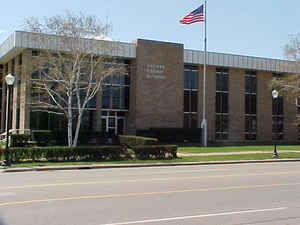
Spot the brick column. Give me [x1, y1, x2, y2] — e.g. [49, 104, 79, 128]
[228, 68, 245, 141]
[257, 71, 272, 141]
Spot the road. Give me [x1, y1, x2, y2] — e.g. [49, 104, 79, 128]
[0, 162, 300, 225]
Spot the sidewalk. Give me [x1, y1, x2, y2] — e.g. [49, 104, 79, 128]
[1, 150, 300, 173]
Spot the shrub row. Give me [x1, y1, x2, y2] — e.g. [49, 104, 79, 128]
[132, 145, 177, 159]
[119, 135, 158, 147]
[10, 134, 31, 147]
[0, 146, 129, 163]
[32, 130, 53, 146]
[9, 130, 53, 147]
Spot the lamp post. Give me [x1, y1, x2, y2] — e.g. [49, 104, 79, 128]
[1, 73, 15, 167]
[272, 89, 279, 159]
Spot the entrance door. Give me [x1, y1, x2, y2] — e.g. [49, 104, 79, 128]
[101, 111, 126, 135]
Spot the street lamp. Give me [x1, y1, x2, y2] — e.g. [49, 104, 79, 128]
[1, 73, 15, 167]
[272, 89, 279, 159]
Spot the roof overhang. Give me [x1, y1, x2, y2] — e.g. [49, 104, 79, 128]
[0, 31, 298, 73]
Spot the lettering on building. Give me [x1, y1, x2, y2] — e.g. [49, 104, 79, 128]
[146, 64, 166, 79]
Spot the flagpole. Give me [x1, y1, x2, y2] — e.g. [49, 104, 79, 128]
[201, 0, 208, 147]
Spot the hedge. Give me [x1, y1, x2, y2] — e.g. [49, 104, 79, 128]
[119, 135, 158, 147]
[10, 134, 31, 147]
[0, 146, 129, 163]
[31, 130, 53, 146]
[131, 145, 177, 159]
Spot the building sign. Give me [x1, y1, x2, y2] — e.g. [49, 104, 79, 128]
[146, 64, 166, 79]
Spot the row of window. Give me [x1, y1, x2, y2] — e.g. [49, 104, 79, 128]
[184, 65, 287, 141]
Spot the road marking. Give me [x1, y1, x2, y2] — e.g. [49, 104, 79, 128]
[1, 170, 300, 190]
[0, 182, 299, 207]
[101, 207, 288, 225]
[148, 169, 228, 175]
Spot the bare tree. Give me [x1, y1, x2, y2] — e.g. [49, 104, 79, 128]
[23, 12, 124, 147]
[271, 34, 300, 98]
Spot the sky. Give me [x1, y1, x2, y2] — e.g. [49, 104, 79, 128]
[0, 0, 299, 60]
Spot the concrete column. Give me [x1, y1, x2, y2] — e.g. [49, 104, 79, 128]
[12, 56, 19, 130]
[19, 50, 31, 130]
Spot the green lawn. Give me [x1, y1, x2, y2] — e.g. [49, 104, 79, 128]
[178, 145, 300, 153]
[3, 152, 300, 168]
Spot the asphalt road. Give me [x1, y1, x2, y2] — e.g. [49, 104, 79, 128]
[0, 162, 300, 225]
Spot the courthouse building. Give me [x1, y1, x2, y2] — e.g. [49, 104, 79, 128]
[0, 31, 299, 144]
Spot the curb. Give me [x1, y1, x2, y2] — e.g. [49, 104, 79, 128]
[2, 158, 300, 173]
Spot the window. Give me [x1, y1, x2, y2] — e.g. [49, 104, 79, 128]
[18, 53, 22, 65]
[216, 68, 229, 139]
[183, 65, 198, 128]
[245, 70, 257, 140]
[32, 50, 40, 57]
[272, 73, 284, 140]
[101, 63, 130, 110]
[11, 58, 15, 74]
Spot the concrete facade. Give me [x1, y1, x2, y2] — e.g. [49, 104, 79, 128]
[0, 31, 299, 144]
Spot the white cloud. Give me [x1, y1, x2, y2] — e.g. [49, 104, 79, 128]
[0, 29, 7, 34]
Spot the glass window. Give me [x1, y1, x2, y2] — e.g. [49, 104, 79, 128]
[102, 88, 111, 109]
[191, 91, 198, 112]
[184, 113, 198, 128]
[216, 68, 229, 140]
[18, 53, 22, 65]
[216, 114, 228, 140]
[112, 87, 120, 109]
[183, 66, 198, 128]
[184, 91, 190, 112]
[245, 70, 257, 140]
[101, 66, 130, 110]
[184, 66, 198, 90]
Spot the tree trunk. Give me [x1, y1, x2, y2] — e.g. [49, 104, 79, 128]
[67, 94, 73, 147]
[73, 109, 84, 147]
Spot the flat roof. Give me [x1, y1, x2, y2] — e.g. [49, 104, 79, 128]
[0, 31, 298, 73]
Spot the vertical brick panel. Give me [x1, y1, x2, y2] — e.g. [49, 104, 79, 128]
[135, 40, 184, 130]
[257, 71, 272, 141]
[229, 68, 245, 141]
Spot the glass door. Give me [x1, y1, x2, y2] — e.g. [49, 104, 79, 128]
[101, 111, 126, 135]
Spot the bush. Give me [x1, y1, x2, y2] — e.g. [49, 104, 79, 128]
[32, 130, 53, 146]
[10, 134, 31, 147]
[2, 146, 129, 163]
[131, 145, 177, 159]
[119, 135, 158, 148]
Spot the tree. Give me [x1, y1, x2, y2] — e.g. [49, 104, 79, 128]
[271, 34, 300, 101]
[23, 11, 125, 147]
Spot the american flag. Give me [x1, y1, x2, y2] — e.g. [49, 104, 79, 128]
[179, 5, 204, 24]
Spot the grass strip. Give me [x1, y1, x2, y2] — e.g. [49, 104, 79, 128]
[178, 145, 300, 153]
